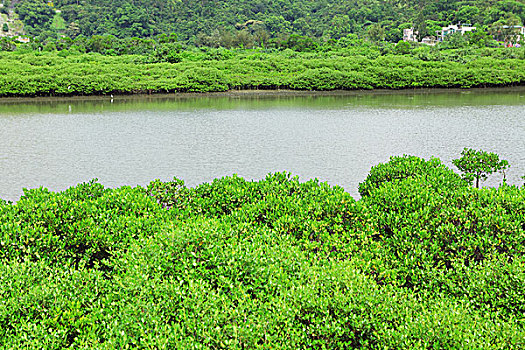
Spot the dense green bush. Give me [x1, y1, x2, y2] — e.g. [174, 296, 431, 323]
[0, 49, 524, 97]
[1, 157, 524, 348]
[0, 180, 166, 268]
[358, 155, 467, 196]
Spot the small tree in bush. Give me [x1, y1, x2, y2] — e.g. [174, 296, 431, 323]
[453, 148, 509, 188]
[394, 40, 411, 54]
[152, 42, 182, 63]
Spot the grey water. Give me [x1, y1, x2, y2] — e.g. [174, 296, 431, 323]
[0, 89, 524, 201]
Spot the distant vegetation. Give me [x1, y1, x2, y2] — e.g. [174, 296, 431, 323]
[1, 41, 524, 96]
[1, 1, 524, 97]
[1, 154, 524, 348]
[3, 0, 524, 45]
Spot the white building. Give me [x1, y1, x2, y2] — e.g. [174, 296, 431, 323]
[438, 24, 476, 42]
[403, 28, 418, 42]
[420, 36, 438, 46]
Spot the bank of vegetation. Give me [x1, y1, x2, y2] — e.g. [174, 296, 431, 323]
[3, 0, 524, 45]
[2, 0, 524, 97]
[1, 43, 525, 97]
[1, 154, 524, 348]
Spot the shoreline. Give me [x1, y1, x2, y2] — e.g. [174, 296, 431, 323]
[1, 86, 525, 104]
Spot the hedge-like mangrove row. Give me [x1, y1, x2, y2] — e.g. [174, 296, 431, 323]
[1, 49, 525, 97]
[1, 156, 524, 348]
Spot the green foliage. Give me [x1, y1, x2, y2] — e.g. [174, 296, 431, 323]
[466, 29, 498, 48]
[146, 177, 191, 217]
[0, 180, 166, 268]
[0, 37, 16, 51]
[15, 0, 55, 35]
[10, 0, 525, 47]
[394, 40, 411, 54]
[359, 172, 525, 294]
[1, 156, 525, 347]
[457, 5, 481, 24]
[51, 13, 66, 31]
[0, 48, 524, 97]
[358, 155, 467, 197]
[152, 42, 183, 63]
[441, 32, 469, 49]
[281, 34, 319, 52]
[453, 148, 510, 188]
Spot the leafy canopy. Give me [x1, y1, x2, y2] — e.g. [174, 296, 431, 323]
[453, 148, 509, 188]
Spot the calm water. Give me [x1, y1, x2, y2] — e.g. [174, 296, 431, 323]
[1, 89, 524, 201]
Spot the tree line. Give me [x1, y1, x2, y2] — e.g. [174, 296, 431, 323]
[0, 45, 524, 97]
[3, 0, 524, 45]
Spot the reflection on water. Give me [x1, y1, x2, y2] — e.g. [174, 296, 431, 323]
[1, 88, 525, 114]
[0, 89, 524, 201]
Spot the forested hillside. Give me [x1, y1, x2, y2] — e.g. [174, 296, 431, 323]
[5, 0, 525, 43]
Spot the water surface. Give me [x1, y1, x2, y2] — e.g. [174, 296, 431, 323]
[1, 89, 524, 201]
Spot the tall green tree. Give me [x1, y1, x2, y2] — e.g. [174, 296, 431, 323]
[453, 148, 510, 188]
[16, 0, 55, 35]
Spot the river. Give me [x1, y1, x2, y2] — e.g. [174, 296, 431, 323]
[0, 88, 524, 201]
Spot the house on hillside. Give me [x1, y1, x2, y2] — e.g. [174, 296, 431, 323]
[438, 23, 476, 42]
[403, 28, 418, 42]
[420, 36, 438, 46]
[491, 25, 525, 45]
[402, 28, 438, 45]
